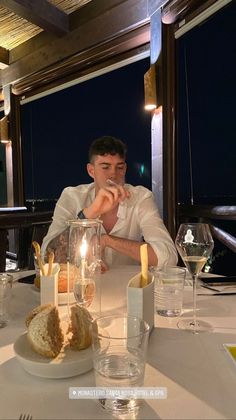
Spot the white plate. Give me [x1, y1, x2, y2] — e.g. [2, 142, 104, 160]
[14, 332, 93, 378]
[31, 285, 76, 305]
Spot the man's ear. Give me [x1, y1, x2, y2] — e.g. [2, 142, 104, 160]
[87, 163, 94, 179]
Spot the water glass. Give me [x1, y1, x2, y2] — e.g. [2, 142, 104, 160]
[154, 266, 186, 317]
[90, 315, 150, 417]
[0, 273, 13, 327]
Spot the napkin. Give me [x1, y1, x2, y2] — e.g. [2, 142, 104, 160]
[127, 244, 154, 329]
[40, 263, 60, 306]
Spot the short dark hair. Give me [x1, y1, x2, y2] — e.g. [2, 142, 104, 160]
[88, 136, 127, 162]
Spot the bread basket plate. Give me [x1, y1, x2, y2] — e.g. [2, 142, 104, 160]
[31, 285, 76, 305]
[14, 332, 93, 378]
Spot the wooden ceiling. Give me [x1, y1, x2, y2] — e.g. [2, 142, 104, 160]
[0, 0, 157, 94]
[0, 1, 92, 51]
[0, 1, 91, 63]
[0, 0, 217, 95]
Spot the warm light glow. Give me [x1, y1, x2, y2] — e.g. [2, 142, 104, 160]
[0, 139, 11, 144]
[80, 238, 87, 259]
[0, 115, 9, 141]
[144, 65, 157, 112]
[144, 104, 157, 111]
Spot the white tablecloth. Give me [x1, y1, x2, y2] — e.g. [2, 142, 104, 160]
[1, 266, 236, 419]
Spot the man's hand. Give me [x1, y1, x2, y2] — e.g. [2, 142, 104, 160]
[100, 259, 109, 273]
[84, 182, 130, 218]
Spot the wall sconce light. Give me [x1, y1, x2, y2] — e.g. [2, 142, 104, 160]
[144, 65, 157, 111]
[0, 115, 10, 143]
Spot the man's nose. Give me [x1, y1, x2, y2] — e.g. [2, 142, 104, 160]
[108, 166, 117, 178]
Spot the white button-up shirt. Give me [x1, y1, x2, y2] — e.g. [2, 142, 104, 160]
[42, 183, 178, 268]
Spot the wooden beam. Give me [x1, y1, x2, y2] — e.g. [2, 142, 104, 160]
[0, 46, 9, 69]
[162, 22, 176, 238]
[9, 91, 24, 206]
[150, 8, 161, 64]
[3, 84, 11, 115]
[148, 0, 170, 16]
[10, 0, 127, 62]
[1, 0, 149, 87]
[178, 205, 236, 221]
[0, 210, 53, 229]
[162, 0, 217, 25]
[12, 25, 150, 95]
[211, 225, 236, 253]
[0, 0, 69, 36]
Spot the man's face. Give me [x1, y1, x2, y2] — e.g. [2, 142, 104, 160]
[87, 154, 127, 190]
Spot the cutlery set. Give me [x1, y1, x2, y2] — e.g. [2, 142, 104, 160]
[200, 278, 236, 295]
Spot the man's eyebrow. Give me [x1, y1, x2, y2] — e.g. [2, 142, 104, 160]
[98, 161, 125, 166]
[97, 162, 111, 166]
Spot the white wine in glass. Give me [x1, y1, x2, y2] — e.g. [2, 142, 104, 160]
[175, 223, 214, 333]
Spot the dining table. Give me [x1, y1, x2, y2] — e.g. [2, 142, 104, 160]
[1, 265, 236, 420]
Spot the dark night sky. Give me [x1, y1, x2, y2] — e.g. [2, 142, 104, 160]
[176, 0, 236, 205]
[175, 1, 236, 274]
[21, 1, 236, 208]
[21, 57, 151, 201]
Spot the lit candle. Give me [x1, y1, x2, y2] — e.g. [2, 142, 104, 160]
[74, 237, 95, 307]
[80, 238, 87, 275]
[80, 238, 87, 299]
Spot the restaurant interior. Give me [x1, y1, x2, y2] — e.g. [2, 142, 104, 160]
[0, 0, 235, 275]
[0, 0, 235, 277]
[1, 2, 236, 419]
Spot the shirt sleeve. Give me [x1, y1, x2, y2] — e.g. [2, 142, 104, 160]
[136, 190, 178, 268]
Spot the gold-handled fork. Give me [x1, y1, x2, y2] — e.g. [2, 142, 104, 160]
[19, 414, 33, 420]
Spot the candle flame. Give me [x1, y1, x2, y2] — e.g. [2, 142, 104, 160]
[80, 238, 87, 259]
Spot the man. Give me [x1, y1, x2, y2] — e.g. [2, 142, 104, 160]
[42, 136, 177, 269]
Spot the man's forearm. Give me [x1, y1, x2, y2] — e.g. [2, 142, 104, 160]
[102, 234, 158, 266]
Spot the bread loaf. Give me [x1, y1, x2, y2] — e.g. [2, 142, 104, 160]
[68, 305, 92, 350]
[26, 303, 92, 358]
[25, 303, 52, 328]
[26, 304, 63, 358]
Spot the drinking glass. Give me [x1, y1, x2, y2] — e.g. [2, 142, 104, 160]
[90, 315, 150, 418]
[175, 223, 214, 333]
[0, 273, 13, 328]
[153, 266, 186, 317]
[67, 219, 102, 316]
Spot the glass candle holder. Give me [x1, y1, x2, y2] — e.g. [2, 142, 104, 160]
[67, 219, 102, 317]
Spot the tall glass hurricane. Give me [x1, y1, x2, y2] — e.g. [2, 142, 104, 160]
[175, 223, 214, 333]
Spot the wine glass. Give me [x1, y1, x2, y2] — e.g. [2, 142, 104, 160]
[175, 223, 214, 333]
